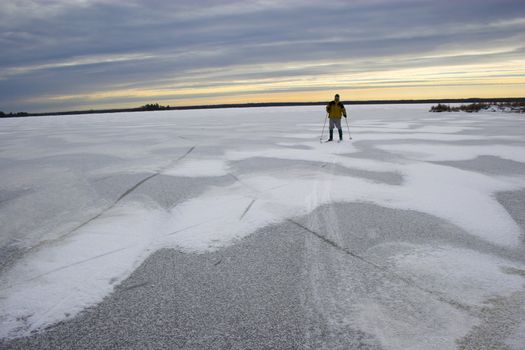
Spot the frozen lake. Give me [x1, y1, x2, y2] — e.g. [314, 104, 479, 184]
[1, 105, 524, 349]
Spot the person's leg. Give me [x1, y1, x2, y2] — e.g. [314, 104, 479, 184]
[335, 119, 343, 140]
[328, 118, 334, 141]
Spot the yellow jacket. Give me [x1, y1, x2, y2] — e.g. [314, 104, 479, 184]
[326, 101, 347, 119]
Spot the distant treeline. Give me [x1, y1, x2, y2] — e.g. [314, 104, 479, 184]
[0, 111, 29, 117]
[2, 98, 525, 118]
[430, 101, 525, 113]
[141, 103, 171, 111]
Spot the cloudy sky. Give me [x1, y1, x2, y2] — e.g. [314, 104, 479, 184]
[1, 0, 524, 112]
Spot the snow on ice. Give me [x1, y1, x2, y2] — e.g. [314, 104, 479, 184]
[0, 105, 524, 348]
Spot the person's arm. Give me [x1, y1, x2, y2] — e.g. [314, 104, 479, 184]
[326, 103, 331, 113]
[341, 104, 347, 118]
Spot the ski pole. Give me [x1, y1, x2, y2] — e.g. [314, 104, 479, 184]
[320, 113, 328, 142]
[344, 116, 352, 140]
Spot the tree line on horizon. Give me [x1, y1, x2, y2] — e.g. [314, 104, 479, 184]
[0, 103, 170, 118]
[3, 99, 525, 118]
[430, 101, 525, 113]
[0, 111, 29, 117]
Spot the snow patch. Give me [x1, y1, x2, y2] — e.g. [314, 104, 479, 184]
[163, 159, 229, 177]
[391, 245, 525, 306]
[0, 202, 167, 339]
[377, 144, 525, 163]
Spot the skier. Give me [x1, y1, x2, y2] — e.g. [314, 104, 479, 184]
[325, 94, 347, 142]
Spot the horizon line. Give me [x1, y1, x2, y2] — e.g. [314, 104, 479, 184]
[2, 97, 525, 118]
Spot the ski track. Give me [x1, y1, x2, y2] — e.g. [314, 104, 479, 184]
[228, 172, 261, 193]
[239, 199, 256, 220]
[288, 219, 472, 313]
[1, 106, 525, 346]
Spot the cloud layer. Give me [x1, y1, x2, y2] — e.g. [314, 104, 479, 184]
[1, 0, 525, 112]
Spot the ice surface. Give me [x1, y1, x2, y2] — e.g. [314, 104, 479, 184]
[1, 105, 524, 345]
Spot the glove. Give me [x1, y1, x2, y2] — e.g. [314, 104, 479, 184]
[344, 115, 347, 118]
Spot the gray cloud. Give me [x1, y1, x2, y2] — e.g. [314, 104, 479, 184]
[1, 0, 524, 112]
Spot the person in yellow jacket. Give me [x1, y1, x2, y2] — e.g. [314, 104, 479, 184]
[325, 94, 347, 141]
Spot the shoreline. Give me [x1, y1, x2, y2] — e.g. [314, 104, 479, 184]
[2, 97, 525, 119]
